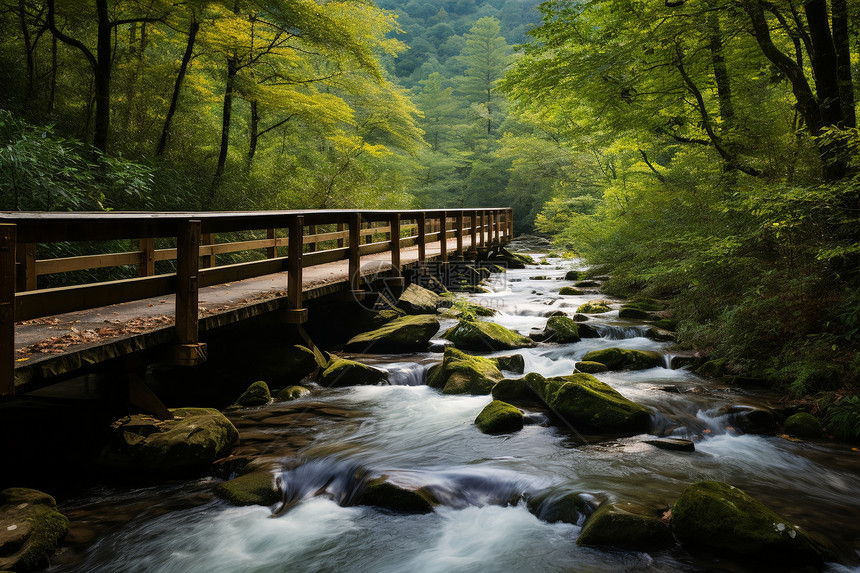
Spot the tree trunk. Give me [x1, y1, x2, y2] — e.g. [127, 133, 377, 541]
[211, 56, 237, 197]
[803, 0, 842, 127]
[18, 0, 35, 102]
[708, 12, 734, 129]
[156, 15, 199, 156]
[247, 99, 259, 171]
[47, 34, 57, 117]
[93, 0, 112, 155]
[832, 0, 855, 128]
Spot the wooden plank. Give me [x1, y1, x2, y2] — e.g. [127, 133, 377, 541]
[15, 242, 36, 291]
[198, 258, 286, 288]
[15, 275, 175, 322]
[139, 238, 155, 277]
[416, 213, 426, 264]
[304, 230, 348, 243]
[439, 211, 448, 263]
[267, 228, 277, 259]
[455, 212, 464, 256]
[470, 213, 477, 252]
[390, 213, 401, 275]
[154, 248, 177, 262]
[349, 213, 361, 291]
[479, 211, 486, 247]
[201, 233, 215, 268]
[307, 224, 317, 253]
[0, 225, 15, 398]
[36, 251, 144, 275]
[288, 215, 303, 310]
[336, 222, 344, 248]
[175, 220, 201, 346]
[303, 247, 348, 267]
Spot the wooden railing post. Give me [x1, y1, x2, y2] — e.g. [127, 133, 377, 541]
[174, 220, 206, 366]
[439, 211, 448, 263]
[201, 233, 215, 269]
[479, 211, 486, 249]
[337, 222, 345, 248]
[138, 238, 155, 277]
[455, 211, 464, 258]
[508, 208, 514, 238]
[1, 224, 16, 398]
[286, 215, 308, 323]
[267, 228, 278, 259]
[469, 212, 477, 252]
[349, 212, 362, 292]
[416, 213, 426, 266]
[494, 210, 501, 245]
[308, 225, 317, 252]
[390, 213, 401, 275]
[15, 242, 36, 291]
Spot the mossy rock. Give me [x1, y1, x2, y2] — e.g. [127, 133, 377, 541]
[542, 316, 581, 343]
[0, 488, 70, 572]
[574, 280, 600, 288]
[534, 373, 651, 434]
[564, 270, 580, 281]
[577, 503, 674, 550]
[581, 348, 663, 371]
[529, 275, 550, 280]
[528, 491, 603, 525]
[492, 373, 545, 405]
[367, 308, 407, 329]
[618, 307, 654, 320]
[513, 253, 537, 265]
[783, 413, 823, 438]
[645, 327, 676, 342]
[651, 318, 678, 331]
[715, 405, 775, 434]
[318, 358, 388, 387]
[435, 348, 504, 395]
[671, 481, 825, 564]
[283, 344, 321, 381]
[357, 476, 438, 513]
[559, 286, 584, 296]
[492, 354, 525, 374]
[396, 283, 442, 315]
[215, 468, 280, 506]
[696, 358, 729, 378]
[275, 385, 310, 401]
[626, 299, 665, 312]
[99, 408, 239, 477]
[576, 361, 609, 374]
[234, 380, 271, 407]
[577, 301, 611, 314]
[475, 400, 524, 433]
[345, 315, 440, 353]
[442, 320, 535, 351]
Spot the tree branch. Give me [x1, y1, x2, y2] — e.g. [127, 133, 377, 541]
[639, 148, 666, 182]
[46, 0, 96, 71]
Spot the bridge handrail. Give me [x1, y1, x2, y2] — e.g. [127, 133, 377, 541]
[0, 208, 513, 398]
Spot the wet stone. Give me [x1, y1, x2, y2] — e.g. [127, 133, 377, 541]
[644, 438, 695, 452]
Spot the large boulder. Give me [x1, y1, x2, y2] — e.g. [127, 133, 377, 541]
[442, 320, 535, 351]
[564, 270, 580, 281]
[318, 358, 388, 387]
[475, 400, 524, 433]
[275, 385, 310, 401]
[492, 354, 525, 374]
[491, 373, 546, 405]
[282, 344, 320, 382]
[99, 408, 239, 477]
[531, 374, 651, 434]
[344, 315, 440, 353]
[215, 467, 280, 506]
[575, 361, 609, 374]
[581, 348, 663, 371]
[234, 380, 271, 407]
[783, 412, 823, 438]
[428, 348, 504, 395]
[559, 286, 584, 295]
[396, 283, 442, 315]
[356, 476, 438, 513]
[715, 405, 776, 434]
[577, 502, 674, 551]
[618, 307, 654, 320]
[0, 488, 69, 572]
[671, 481, 825, 564]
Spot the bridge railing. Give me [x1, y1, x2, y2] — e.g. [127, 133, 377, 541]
[0, 208, 513, 398]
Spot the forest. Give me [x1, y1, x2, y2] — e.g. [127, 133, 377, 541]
[1, 0, 859, 437]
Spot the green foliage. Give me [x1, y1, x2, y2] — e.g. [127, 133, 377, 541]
[824, 396, 860, 441]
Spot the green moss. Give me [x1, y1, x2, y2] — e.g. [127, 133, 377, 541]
[492, 354, 525, 373]
[783, 412, 823, 438]
[426, 363, 445, 389]
[581, 348, 663, 371]
[442, 320, 536, 351]
[559, 286, 584, 295]
[235, 380, 271, 407]
[626, 299, 665, 311]
[577, 300, 611, 314]
[319, 358, 388, 387]
[543, 316, 581, 343]
[0, 488, 69, 572]
[475, 400, 524, 433]
[437, 348, 504, 395]
[345, 315, 440, 353]
[492, 373, 545, 405]
[696, 358, 729, 378]
[651, 318, 678, 331]
[618, 307, 654, 320]
[537, 374, 651, 433]
[283, 345, 320, 379]
[574, 280, 600, 287]
[576, 361, 609, 374]
[275, 385, 310, 401]
[671, 481, 824, 563]
[577, 503, 674, 550]
[564, 270, 580, 280]
[215, 469, 280, 506]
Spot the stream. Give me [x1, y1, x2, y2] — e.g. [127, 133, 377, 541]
[47, 257, 860, 572]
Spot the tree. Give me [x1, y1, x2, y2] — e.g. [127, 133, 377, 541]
[456, 16, 510, 135]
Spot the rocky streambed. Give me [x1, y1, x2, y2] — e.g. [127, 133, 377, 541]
[5, 253, 860, 572]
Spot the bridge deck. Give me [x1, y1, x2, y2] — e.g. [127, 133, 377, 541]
[13, 236, 473, 392]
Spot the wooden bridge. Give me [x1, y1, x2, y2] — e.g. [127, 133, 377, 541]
[0, 208, 513, 401]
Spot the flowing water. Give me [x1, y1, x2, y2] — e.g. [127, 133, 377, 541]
[48, 258, 860, 573]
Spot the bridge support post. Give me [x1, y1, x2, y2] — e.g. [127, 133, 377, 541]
[138, 238, 155, 277]
[267, 228, 278, 259]
[286, 215, 308, 324]
[494, 210, 501, 245]
[454, 211, 464, 259]
[15, 242, 36, 291]
[438, 211, 448, 264]
[388, 213, 405, 288]
[416, 212, 426, 272]
[349, 213, 365, 298]
[1, 224, 15, 399]
[174, 219, 207, 366]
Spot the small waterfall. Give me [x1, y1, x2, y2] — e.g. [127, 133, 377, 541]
[275, 456, 367, 515]
[593, 324, 650, 340]
[382, 362, 430, 386]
